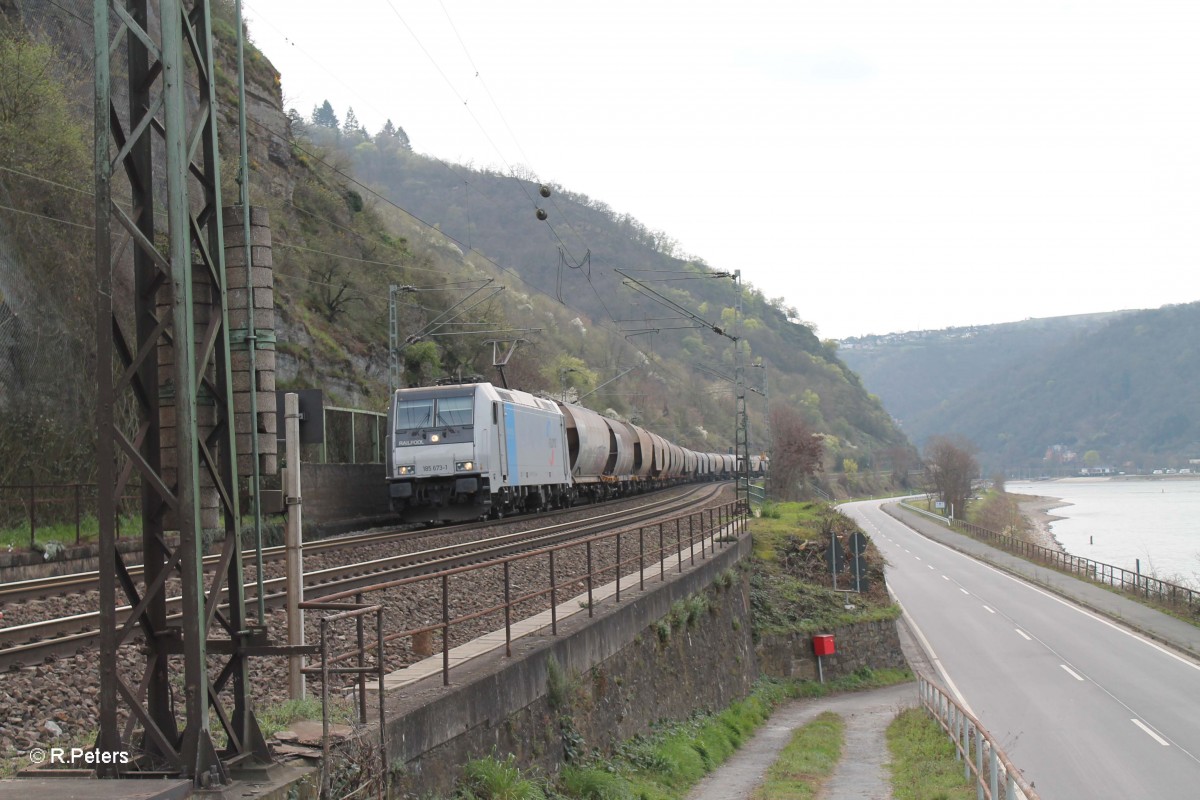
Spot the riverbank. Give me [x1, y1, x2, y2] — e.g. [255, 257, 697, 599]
[1012, 493, 1068, 553]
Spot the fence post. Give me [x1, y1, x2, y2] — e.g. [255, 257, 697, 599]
[689, 514, 695, 565]
[615, 533, 622, 603]
[29, 484, 36, 549]
[962, 719, 970, 780]
[989, 740, 999, 799]
[586, 539, 594, 617]
[700, 510, 710, 561]
[550, 549, 558, 635]
[639, 528, 645, 590]
[504, 560, 512, 657]
[975, 727, 984, 800]
[75, 484, 82, 544]
[442, 573, 450, 685]
[659, 523, 665, 582]
[676, 518, 682, 573]
[319, 618, 331, 800]
[355, 593, 367, 723]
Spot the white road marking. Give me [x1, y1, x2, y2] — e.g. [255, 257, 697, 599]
[855, 502, 1200, 673]
[1060, 664, 1085, 681]
[942, 575, 950, 581]
[1132, 719, 1170, 746]
[959, 588, 970, 596]
[1016, 629, 1032, 641]
[854, 500, 1200, 767]
[889, 589, 976, 717]
[927, 564, 935, 570]
[982, 605, 995, 614]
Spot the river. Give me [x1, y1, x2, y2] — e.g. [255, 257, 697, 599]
[1007, 478, 1200, 586]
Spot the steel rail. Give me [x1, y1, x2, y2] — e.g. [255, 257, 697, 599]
[0, 484, 724, 669]
[0, 484, 698, 604]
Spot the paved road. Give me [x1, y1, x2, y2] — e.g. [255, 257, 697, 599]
[844, 499, 1200, 800]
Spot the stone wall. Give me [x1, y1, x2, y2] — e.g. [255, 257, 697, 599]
[755, 617, 906, 682]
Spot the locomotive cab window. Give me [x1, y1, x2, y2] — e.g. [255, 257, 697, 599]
[435, 395, 473, 427]
[396, 398, 434, 431]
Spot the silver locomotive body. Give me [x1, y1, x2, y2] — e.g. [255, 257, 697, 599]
[387, 381, 748, 523]
[387, 383, 571, 523]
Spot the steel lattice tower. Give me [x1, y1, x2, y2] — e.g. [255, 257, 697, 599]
[732, 271, 749, 512]
[93, 0, 269, 783]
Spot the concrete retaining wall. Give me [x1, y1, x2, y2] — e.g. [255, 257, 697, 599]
[386, 538, 757, 797]
[383, 536, 908, 798]
[299, 463, 393, 531]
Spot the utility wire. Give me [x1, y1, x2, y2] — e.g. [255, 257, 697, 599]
[0, 202, 92, 229]
[68, 5, 668, 378]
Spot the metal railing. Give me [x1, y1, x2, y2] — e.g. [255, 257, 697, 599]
[918, 672, 1039, 800]
[742, 479, 766, 513]
[0, 482, 142, 548]
[299, 596, 388, 800]
[316, 406, 387, 465]
[308, 501, 747, 686]
[900, 500, 1200, 613]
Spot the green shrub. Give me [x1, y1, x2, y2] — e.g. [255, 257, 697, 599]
[559, 765, 634, 800]
[460, 755, 545, 800]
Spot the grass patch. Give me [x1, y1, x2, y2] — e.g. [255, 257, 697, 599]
[751, 711, 843, 799]
[793, 667, 912, 699]
[559, 764, 635, 799]
[750, 571, 900, 636]
[256, 695, 357, 739]
[748, 501, 827, 561]
[0, 513, 140, 551]
[460, 754, 546, 799]
[747, 500, 895, 636]
[886, 707, 975, 800]
[446, 672, 912, 800]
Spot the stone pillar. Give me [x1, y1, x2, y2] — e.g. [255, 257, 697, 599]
[158, 273, 221, 533]
[224, 206, 278, 479]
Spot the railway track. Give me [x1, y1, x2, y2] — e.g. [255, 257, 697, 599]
[0, 485, 707, 605]
[0, 484, 726, 670]
[0, 519, 467, 605]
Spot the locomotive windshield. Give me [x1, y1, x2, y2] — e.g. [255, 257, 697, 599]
[395, 398, 433, 430]
[395, 395, 473, 432]
[435, 395, 473, 427]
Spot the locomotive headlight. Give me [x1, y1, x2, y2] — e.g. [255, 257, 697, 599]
[430, 434, 440, 443]
[397, 465, 415, 475]
[455, 461, 474, 471]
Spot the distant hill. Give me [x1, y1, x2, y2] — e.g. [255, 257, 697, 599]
[0, 4, 915, 498]
[839, 305, 1200, 473]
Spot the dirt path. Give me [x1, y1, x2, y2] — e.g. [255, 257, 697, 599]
[684, 682, 917, 800]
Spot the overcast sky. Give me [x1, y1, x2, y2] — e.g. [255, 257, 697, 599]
[241, 1, 1200, 340]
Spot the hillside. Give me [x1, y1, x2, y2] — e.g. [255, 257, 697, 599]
[0, 2, 914, 498]
[839, 305, 1200, 473]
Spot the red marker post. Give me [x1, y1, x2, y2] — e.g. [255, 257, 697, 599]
[812, 634, 836, 683]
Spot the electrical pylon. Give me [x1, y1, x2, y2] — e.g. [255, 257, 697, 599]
[93, 0, 269, 784]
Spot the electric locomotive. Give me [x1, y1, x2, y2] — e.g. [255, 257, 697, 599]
[386, 381, 740, 524]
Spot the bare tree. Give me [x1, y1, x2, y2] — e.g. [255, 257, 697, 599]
[312, 261, 361, 322]
[924, 435, 979, 520]
[768, 405, 823, 500]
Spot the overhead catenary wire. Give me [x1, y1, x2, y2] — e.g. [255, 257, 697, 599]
[375, 0, 590, 266]
[0, 202, 92, 230]
[37, 4, 684, 385]
[242, 112, 646, 357]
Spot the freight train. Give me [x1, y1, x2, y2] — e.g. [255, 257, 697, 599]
[386, 381, 739, 523]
